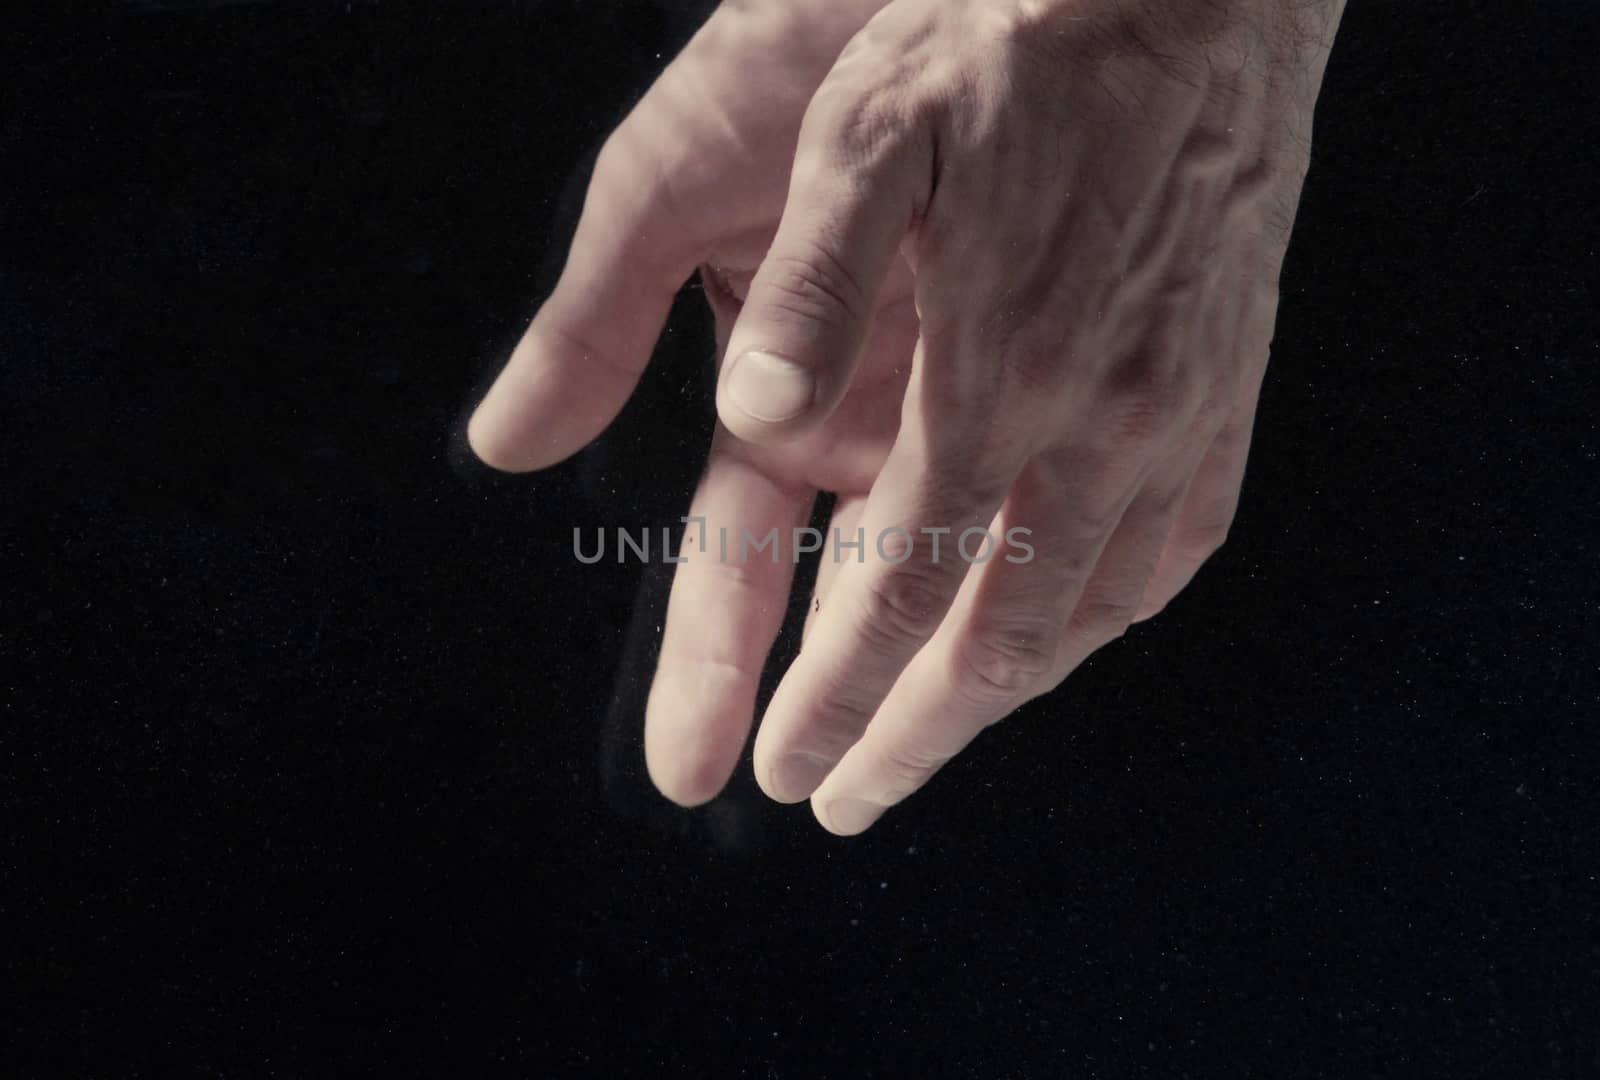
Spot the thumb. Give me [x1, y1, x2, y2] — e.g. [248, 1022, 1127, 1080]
[718, 96, 925, 444]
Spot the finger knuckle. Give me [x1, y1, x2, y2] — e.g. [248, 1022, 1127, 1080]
[983, 2, 1082, 75]
[877, 742, 954, 800]
[915, 412, 1026, 502]
[808, 78, 905, 171]
[953, 620, 1057, 704]
[698, 545, 775, 594]
[928, 450, 1022, 516]
[803, 684, 879, 755]
[1067, 591, 1140, 647]
[1101, 383, 1185, 451]
[1107, 347, 1200, 428]
[1064, 482, 1134, 543]
[1028, 448, 1131, 542]
[760, 245, 868, 329]
[991, 312, 1072, 399]
[857, 563, 954, 650]
[917, 372, 1005, 455]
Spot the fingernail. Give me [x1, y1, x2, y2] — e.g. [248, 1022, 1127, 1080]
[769, 753, 832, 802]
[820, 798, 884, 836]
[726, 350, 814, 423]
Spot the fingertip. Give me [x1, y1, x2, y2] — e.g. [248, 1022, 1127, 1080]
[465, 327, 623, 473]
[644, 674, 747, 809]
[755, 749, 833, 805]
[644, 724, 737, 809]
[716, 349, 822, 445]
[647, 754, 730, 809]
[465, 398, 536, 474]
[812, 796, 884, 836]
[465, 333, 550, 473]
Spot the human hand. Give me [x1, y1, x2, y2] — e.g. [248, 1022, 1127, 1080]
[469, 0, 1345, 833]
[469, 0, 915, 810]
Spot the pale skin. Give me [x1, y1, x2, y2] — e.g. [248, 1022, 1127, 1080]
[469, 0, 1347, 834]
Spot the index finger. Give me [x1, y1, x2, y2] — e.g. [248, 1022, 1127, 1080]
[468, 104, 703, 473]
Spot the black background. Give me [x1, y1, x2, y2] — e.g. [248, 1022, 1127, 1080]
[4, 1, 1597, 1075]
